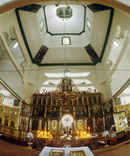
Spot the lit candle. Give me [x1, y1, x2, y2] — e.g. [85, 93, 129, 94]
[88, 127, 90, 134]
[45, 122, 47, 132]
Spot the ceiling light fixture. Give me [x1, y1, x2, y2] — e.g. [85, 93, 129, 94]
[64, 68, 70, 77]
[55, 0, 70, 9]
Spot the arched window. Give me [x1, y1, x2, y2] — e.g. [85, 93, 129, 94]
[4, 119, 8, 127]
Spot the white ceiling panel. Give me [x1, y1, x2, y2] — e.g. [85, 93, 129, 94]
[44, 5, 85, 34]
[41, 47, 92, 64]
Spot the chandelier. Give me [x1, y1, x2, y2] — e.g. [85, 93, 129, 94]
[55, 0, 71, 9]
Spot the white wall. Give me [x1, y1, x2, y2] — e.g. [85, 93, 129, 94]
[90, 10, 110, 56]
[102, 9, 130, 96]
[19, 10, 43, 58]
[0, 10, 36, 99]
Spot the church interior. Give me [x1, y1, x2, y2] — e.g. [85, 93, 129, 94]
[0, 0, 130, 156]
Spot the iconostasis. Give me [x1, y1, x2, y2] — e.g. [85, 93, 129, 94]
[115, 83, 130, 128]
[0, 83, 20, 131]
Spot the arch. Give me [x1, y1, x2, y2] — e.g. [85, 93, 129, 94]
[77, 119, 83, 131]
[43, 97, 46, 105]
[51, 120, 57, 131]
[38, 97, 42, 105]
[4, 119, 8, 127]
[33, 97, 37, 104]
[41, 120, 45, 130]
[32, 119, 39, 131]
[10, 120, 15, 128]
[87, 118, 93, 132]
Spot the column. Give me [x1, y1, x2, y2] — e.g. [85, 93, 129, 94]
[59, 120, 61, 130]
[39, 118, 42, 130]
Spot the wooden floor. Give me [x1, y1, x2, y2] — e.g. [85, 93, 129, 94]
[93, 141, 130, 156]
[0, 139, 40, 156]
[0, 139, 130, 156]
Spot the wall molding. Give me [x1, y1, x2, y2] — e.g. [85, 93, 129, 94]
[0, 77, 22, 100]
[15, 5, 114, 66]
[113, 78, 130, 98]
[43, 5, 86, 36]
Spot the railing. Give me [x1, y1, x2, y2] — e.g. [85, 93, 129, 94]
[0, 126, 28, 142]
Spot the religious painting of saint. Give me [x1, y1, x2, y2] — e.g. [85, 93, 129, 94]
[113, 112, 128, 133]
[32, 119, 39, 131]
[39, 106, 45, 117]
[90, 105, 103, 116]
[104, 100, 113, 114]
[95, 116, 104, 132]
[77, 120, 83, 131]
[51, 120, 57, 131]
[87, 118, 93, 132]
[105, 114, 114, 130]
[78, 97, 82, 105]
[46, 107, 59, 118]
[93, 96, 97, 104]
[62, 107, 73, 113]
[75, 106, 88, 118]
[33, 97, 37, 105]
[13, 99, 20, 106]
[83, 96, 88, 105]
[32, 106, 40, 116]
[21, 104, 30, 116]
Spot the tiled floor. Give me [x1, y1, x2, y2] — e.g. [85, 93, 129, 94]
[0, 139, 130, 156]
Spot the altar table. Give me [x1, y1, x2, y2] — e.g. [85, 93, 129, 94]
[39, 146, 94, 156]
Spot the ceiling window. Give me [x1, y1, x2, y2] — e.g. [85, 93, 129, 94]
[39, 19, 44, 32]
[86, 18, 91, 30]
[62, 37, 71, 45]
[43, 79, 91, 85]
[56, 7, 73, 19]
[44, 72, 90, 78]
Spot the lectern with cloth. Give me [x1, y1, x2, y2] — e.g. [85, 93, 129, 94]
[39, 146, 94, 156]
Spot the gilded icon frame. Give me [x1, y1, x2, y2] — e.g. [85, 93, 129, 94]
[70, 150, 86, 156]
